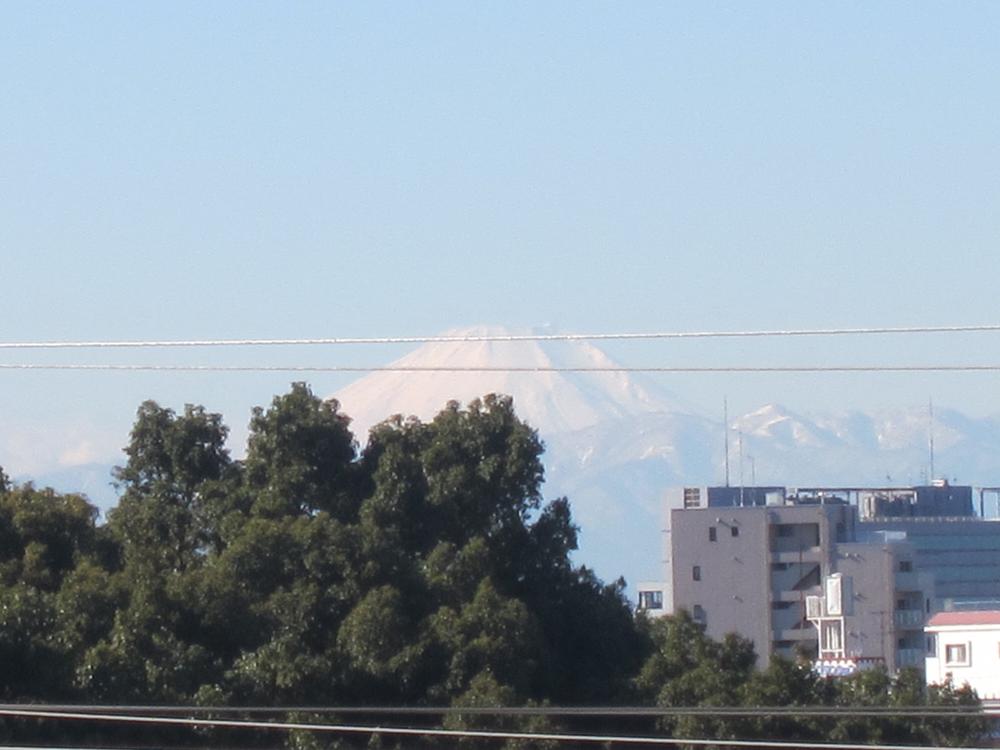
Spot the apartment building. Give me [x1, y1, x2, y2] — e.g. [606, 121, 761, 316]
[638, 486, 933, 672]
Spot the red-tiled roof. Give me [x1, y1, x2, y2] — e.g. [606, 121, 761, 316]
[927, 611, 1000, 627]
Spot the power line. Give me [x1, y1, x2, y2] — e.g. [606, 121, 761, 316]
[2, 323, 1000, 350]
[3, 363, 1000, 373]
[0, 707, 990, 750]
[0, 704, 988, 717]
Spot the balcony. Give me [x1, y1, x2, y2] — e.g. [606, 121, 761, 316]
[770, 547, 822, 564]
[896, 648, 925, 668]
[772, 589, 815, 603]
[894, 610, 924, 629]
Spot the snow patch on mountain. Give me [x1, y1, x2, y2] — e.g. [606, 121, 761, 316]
[334, 325, 691, 440]
[332, 328, 1000, 583]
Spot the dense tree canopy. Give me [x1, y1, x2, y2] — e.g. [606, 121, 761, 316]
[0, 388, 989, 749]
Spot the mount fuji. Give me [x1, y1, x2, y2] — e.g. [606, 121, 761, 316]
[334, 327, 1000, 586]
[334, 326, 691, 438]
[19, 327, 1000, 589]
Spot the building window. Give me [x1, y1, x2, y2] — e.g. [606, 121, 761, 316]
[896, 599, 907, 611]
[899, 560, 913, 572]
[692, 604, 706, 623]
[638, 590, 663, 610]
[709, 527, 717, 542]
[945, 643, 969, 666]
[683, 487, 701, 508]
[926, 635, 936, 655]
[692, 566, 701, 581]
[731, 526, 740, 537]
[776, 525, 794, 537]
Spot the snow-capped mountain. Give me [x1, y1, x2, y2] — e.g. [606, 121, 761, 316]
[18, 327, 1000, 589]
[333, 328, 1000, 585]
[334, 326, 691, 439]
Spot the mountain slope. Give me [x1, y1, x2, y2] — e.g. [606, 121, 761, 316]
[332, 329, 1000, 585]
[25, 329, 1000, 587]
[334, 326, 692, 439]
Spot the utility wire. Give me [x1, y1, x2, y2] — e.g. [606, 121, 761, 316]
[3, 364, 1000, 373]
[0, 708, 991, 750]
[2, 323, 1000, 349]
[0, 704, 990, 717]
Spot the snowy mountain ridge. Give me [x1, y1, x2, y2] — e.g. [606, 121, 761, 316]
[334, 325, 691, 438]
[331, 327, 1000, 583]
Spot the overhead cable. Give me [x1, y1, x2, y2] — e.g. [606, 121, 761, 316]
[0, 707, 990, 750]
[0, 703, 988, 717]
[2, 323, 1000, 349]
[3, 363, 1000, 373]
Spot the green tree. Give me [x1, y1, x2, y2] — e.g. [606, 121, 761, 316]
[110, 401, 234, 572]
[245, 383, 359, 520]
[636, 610, 758, 741]
[0, 485, 108, 700]
[88, 401, 235, 702]
[923, 675, 989, 747]
[359, 395, 640, 707]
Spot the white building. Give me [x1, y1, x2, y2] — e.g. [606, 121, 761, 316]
[925, 611, 1000, 700]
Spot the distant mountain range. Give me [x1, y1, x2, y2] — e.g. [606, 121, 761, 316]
[333, 327, 1000, 584]
[17, 326, 1000, 587]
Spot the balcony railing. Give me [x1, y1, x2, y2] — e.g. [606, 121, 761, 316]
[894, 610, 924, 629]
[896, 648, 925, 667]
[770, 547, 822, 564]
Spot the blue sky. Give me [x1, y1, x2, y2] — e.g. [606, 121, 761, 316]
[2, 2, 1000, 481]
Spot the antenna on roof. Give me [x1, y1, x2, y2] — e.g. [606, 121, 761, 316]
[929, 397, 936, 483]
[724, 396, 730, 487]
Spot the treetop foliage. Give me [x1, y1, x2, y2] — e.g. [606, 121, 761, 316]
[0, 385, 641, 713]
[0, 385, 987, 749]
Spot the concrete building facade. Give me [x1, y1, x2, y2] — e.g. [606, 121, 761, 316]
[856, 517, 1000, 611]
[638, 485, 940, 672]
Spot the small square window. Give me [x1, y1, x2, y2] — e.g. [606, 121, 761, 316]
[638, 590, 663, 610]
[709, 527, 717, 542]
[945, 643, 969, 666]
[693, 565, 702, 581]
[899, 560, 913, 572]
[731, 526, 739, 537]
